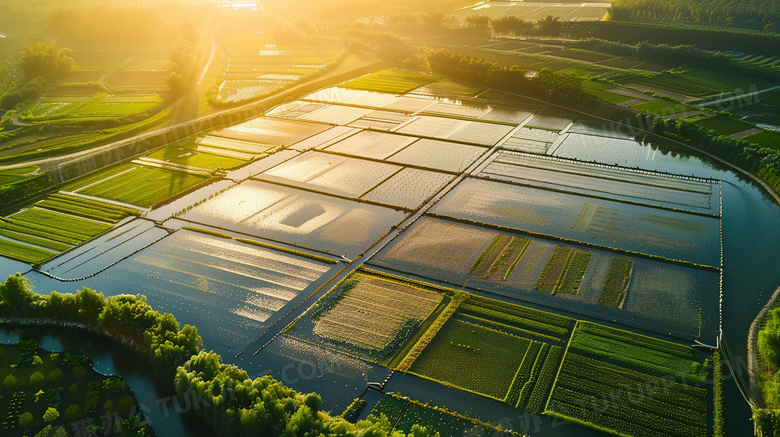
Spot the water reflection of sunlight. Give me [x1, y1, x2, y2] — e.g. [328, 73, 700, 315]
[216, 0, 260, 11]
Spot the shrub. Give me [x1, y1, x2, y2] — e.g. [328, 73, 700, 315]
[4, 373, 17, 387]
[64, 404, 80, 419]
[30, 371, 45, 385]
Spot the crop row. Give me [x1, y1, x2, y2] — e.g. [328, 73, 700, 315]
[516, 343, 551, 410]
[577, 322, 695, 359]
[469, 234, 512, 277]
[456, 313, 561, 344]
[526, 345, 562, 414]
[0, 218, 83, 245]
[548, 387, 706, 437]
[599, 257, 633, 308]
[457, 303, 569, 338]
[570, 331, 705, 382]
[342, 69, 435, 94]
[495, 237, 530, 280]
[555, 371, 706, 422]
[504, 341, 543, 406]
[536, 246, 572, 293]
[0, 228, 71, 251]
[559, 353, 708, 408]
[464, 294, 573, 329]
[36, 198, 130, 223]
[12, 208, 112, 238]
[555, 250, 592, 295]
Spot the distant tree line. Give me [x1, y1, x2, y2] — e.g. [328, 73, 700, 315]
[0, 42, 73, 110]
[383, 11, 563, 38]
[608, 0, 779, 31]
[0, 274, 443, 437]
[560, 21, 780, 57]
[573, 38, 730, 66]
[344, 27, 417, 64]
[638, 114, 780, 194]
[47, 4, 215, 45]
[424, 49, 586, 106]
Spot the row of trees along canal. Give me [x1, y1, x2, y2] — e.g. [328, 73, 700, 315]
[0, 273, 445, 437]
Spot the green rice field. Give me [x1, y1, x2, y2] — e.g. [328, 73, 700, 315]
[342, 69, 436, 94]
[79, 166, 207, 208]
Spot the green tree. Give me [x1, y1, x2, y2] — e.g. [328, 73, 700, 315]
[464, 15, 491, 37]
[17, 42, 74, 81]
[0, 273, 36, 310]
[536, 15, 562, 36]
[74, 288, 105, 324]
[43, 407, 60, 423]
[19, 412, 34, 431]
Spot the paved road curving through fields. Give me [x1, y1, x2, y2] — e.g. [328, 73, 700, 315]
[0, 57, 384, 176]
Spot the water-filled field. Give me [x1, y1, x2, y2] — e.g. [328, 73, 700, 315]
[361, 168, 455, 209]
[27, 230, 339, 356]
[370, 217, 718, 339]
[324, 130, 417, 159]
[481, 151, 719, 214]
[183, 180, 406, 257]
[432, 178, 721, 267]
[259, 151, 403, 198]
[209, 117, 329, 146]
[396, 116, 515, 146]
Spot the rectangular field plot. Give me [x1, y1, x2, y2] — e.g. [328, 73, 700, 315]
[409, 319, 532, 400]
[371, 217, 718, 338]
[420, 101, 491, 119]
[432, 178, 720, 267]
[500, 127, 564, 154]
[300, 105, 375, 125]
[524, 113, 573, 131]
[0, 199, 128, 263]
[386, 139, 487, 173]
[370, 394, 519, 437]
[481, 152, 718, 213]
[183, 180, 406, 258]
[342, 69, 436, 94]
[145, 148, 246, 171]
[348, 110, 412, 131]
[78, 166, 207, 208]
[547, 322, 710, 437]
[66, 230, 337, 355]
[303, 87, 402, 108]
[324, 131, 417, 160]
[411, 79, 485, 98]
[361, 168, 455, 209]
[551, 133, 713, 172]
[396, 116, 514, 146]
[288, 272, 443, 365]
[287, 126, 359, 151]
[265, 101, 328, 119]
[197, 135, 277, 156]
[209, 117, 328, 146]
[405, 293, 572, 406]
[259, 151, 402, 198]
